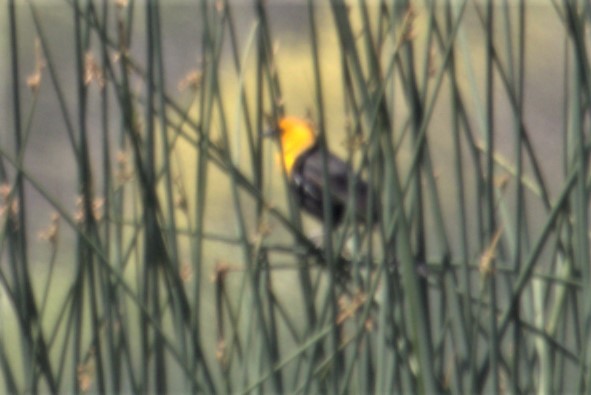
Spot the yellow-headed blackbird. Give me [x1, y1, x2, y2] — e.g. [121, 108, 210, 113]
[273, 116, 377, 226]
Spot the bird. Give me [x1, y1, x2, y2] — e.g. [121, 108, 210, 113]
[272, 116, 378, 227]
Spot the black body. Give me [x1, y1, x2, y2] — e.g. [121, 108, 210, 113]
[290, 145, 377, 226]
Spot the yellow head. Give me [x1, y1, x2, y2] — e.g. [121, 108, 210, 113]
[277, 117, 317, 176]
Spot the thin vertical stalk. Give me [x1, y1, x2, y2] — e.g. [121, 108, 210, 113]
[72, 1, 105, 393]
[96, 1, 123, 392]
[483, 1, 499, 392]
[444, 2, 473, 392]
[508, 0, 528, 392]
[144, 2, 168, 393]
[563, 1, 591, 390]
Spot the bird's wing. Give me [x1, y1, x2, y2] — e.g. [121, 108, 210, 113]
[299, 150, 354, 205]
[293, 147, 373, 222]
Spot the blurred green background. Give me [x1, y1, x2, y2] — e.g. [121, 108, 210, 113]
[1, 1, 590, 393]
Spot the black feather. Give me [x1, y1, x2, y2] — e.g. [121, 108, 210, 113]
[290, 145, 377, 225]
